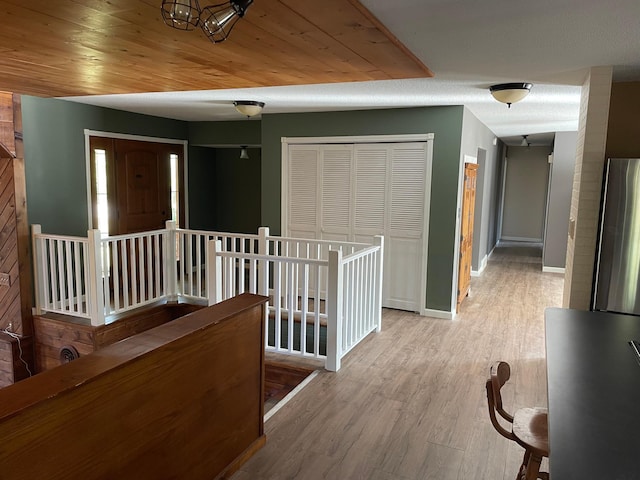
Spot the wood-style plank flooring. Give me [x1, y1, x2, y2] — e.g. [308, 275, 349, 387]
[233, 245, 563, 480]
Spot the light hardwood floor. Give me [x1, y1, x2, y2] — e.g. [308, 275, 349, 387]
[233, 245, 563, 480]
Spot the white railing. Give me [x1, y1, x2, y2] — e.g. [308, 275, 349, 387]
[32, 225, 92, 319]
[209, 229, 384, 371]
[330, 243, 384, 365]
[31, 224, 383, 370]
[174, 227, 259, 301]
[99, 228, 169, 316]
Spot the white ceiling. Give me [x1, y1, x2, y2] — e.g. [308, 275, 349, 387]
[63, 0, 640, 146]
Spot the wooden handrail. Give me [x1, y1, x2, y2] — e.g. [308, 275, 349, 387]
[0, 293, 268, 480]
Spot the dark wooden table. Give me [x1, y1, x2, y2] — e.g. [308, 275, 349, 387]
[545, 307, 640, 479]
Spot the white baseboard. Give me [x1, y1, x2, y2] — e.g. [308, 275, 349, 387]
[471, 255, 488, 277]
[542, 266, 565, 274]
[499, 238, 543, 245]
[421, 308, 454, 320]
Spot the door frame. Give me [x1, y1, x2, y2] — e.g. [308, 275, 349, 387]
[281, 133, 433, 316]
[84, 129, 189, 230]
[451, 154, 477, 317]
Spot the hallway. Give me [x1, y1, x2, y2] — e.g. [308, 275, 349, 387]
[233, 245, 563, 479]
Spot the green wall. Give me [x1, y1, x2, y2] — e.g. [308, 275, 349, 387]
[21, 97, 465, 313]
[21, 96, 188, 236]
[188, 145, 261, 233]
[187, 146, 217, 230]
[261, 107, 464, 312]
[189, 120, 261, 146]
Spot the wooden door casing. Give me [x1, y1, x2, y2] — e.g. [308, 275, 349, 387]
[457, 163, 478, 312]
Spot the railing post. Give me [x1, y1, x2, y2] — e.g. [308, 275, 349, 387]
[374, 235, 384, 333]
[31, 224, 44, 316]
[258, 227, 270, 297]
[87, 229, 105, 326]
[164, 220, 178, 302]
[207, 239, 222, 305]
[326, 249, 343, 372]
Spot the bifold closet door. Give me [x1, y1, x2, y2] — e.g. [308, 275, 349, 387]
[287, 146, 320, 241]
[285, 142, 429, 313]
[386, 143, 428, 312]
[353, 143, 427, 312]
[319, 145, 353, 242]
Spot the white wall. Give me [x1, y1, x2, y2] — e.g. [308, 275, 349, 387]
[501, 146, 551, 242]
[460, 108, 502, 275]
[543, 132, 578, 271]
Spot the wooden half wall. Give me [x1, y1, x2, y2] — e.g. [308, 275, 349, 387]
[0, 293, 268, 480]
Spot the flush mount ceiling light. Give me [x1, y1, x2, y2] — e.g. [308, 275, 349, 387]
[233, 100, 265, 117]
[489, 83, 533, 108]
[161, 0, 253, 43]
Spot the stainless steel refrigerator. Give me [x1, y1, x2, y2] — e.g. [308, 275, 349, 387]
[593, 158, 640, 315]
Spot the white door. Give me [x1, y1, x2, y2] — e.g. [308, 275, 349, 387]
[319, 145, 353, 243]
[287, 145, 320, 241]
[386, 143, 428, 311]
[284, 140, 431, 313]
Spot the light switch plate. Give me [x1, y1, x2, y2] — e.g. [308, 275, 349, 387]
[0, 273, 11, 287]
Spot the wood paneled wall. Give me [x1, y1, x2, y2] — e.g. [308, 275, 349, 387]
[0, 293, 268, 480]
[33, 303, 202, 372]
[0, 92, 32, 339]
[0, 332, 32, 386]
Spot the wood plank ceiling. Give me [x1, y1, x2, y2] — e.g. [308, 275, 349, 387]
[0, 0, 432, 98]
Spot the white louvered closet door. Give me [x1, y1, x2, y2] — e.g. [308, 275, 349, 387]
[353, 145, 388, 245]
[285, 140, 430, 313]
[319, 145, 353, 242]
[386, 142, 428, 311]
[287, 145, 320, 240]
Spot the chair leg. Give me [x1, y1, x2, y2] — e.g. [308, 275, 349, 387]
[516, 450, 531, 480]
[524, 453, 542, 480]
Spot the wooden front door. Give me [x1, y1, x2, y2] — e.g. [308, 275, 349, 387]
[89, 137, 184, 235]
[89, 137, 184, 300]
[113, 139, 175, 235]
[457, 162, 478, 312]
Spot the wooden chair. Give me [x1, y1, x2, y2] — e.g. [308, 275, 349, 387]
[486, 361, 549, 480]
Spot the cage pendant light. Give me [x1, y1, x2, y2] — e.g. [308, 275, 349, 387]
[201, 0, 253, 43]
[161, 0, 201, 31]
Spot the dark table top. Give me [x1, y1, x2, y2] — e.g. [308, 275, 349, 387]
[545, 307, 640, 480]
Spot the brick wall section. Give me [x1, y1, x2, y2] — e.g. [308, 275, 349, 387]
[563, 67, 612, 309]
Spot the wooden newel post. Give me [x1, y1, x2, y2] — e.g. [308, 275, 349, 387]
[31, 224, 44, 316]
[326, 249, 343, 372]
